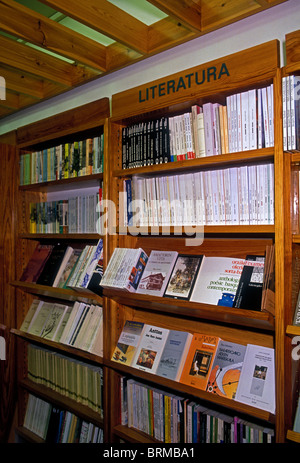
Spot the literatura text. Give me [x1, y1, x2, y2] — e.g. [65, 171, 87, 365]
[138, 63, 230, 103]
[103, 447, 195, 460]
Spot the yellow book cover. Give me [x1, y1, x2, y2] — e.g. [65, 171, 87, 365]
[111, 320, 145, 366]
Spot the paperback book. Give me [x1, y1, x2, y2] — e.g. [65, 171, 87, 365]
[136, 250, 178, 297]
[131, 324, 170, 374]
[206, 340, 246, 399]
[190, 256, 245, 306]
[164, 254, 203, 300]
[156, 330, 193, 381]
[19, 244, 54, 283]
[235, 344, 276, 413]
[111, 320, 145, 366]
[180, 333, 220, 390]
[233, 255, 265, 311]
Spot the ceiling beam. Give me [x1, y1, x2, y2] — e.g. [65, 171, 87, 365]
[38, 0, 149, 55]
[147, 0, 202, 32]
[0, 66, 44, 99]
[0, 0, 107, 72]
[0, 35, 99, 87]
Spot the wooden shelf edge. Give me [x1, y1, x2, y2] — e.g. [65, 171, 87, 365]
[10, 280, 103, 305]
[286, 325, 300, 336]
[11, 328, 103, 364]
[19, 173, 103, 192]
[103, 288, 275, 331]
[15, 426, 45, 443]
[18, 233, 104, 240]
[286, 429, 300, 443]
[113, 424, 160, 443]
[113, 148, 274, 177]
[105, 359, 275, 424]
[19, 378, 104, 428]
[116, 224, 275, 235]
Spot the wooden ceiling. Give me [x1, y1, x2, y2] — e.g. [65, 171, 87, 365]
[0, 0, 289, 120]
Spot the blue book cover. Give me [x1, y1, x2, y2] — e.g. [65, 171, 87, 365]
[156, 330, 193, 381]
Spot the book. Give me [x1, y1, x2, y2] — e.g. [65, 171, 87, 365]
[111, 320, 145, 366]
[293, 289, 300, 326]
[52, 246, 79, 287]
[136, 250, 178, 297]
[19, 244, 54, 282]
[20, 299, 43, 332]
[179, 333, 220, 390]
[156, 330, 193, 381]
[131, 324, 170, 374]
[27, 301, 54, 336]
[54, 247, 83, 288]
[293, 395, 300, 433]
[163, 254, 203, 300]
[233, 255, 265, 311]
[36, 243, 68, 286]
[206, 340, 246, 399]
[190, 256, 245, 306]
[40, 303, 69, 340]
[235, 344, 276, 413]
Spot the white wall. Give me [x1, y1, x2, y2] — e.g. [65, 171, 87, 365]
[0, 0, 299, 135]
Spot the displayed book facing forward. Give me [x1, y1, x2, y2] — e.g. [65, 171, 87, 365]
[111, 320, 145, 366]
[233, 255, 265, 311]
[156, 329, 193, 381]
[206, 340, 246, 399]
[190, 256, 245, 306]
[164, 254, 203, 300]
[131, 324, 169, 374]
[179, 332, 220, 390]
[136, 250, 178, 297]
[19, 244, 54, 283]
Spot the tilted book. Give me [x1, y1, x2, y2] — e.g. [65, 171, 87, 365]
[111, 320, 145, 366]
[136, 250, 178, 297]
[233, 255, 265, 311]
[164, 254, 203, 300]
[156, 330, 193, 381]
[206, 340, 246, 399]
[190, 256, 245, 306]
[131, 324, 170, 374]
[179, 333, 221, 390]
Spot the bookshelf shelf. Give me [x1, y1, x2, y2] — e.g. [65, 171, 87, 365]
[19, 378, 104, 428]
[105, 359, 275, 423]
[19, 173, 103, 192]
[11, 328, 103, 364]
[15, 426, 45, 444]
[286, 325, 300, 337]
[113, 425, 160, 443]
[119, 224, 275, 235]
[10, 280, 103, 305]
[18, 233, 104, 241]
[112, 148, 274, 178]
[286, 429, 300, 443]
[103, 288, 275, 331]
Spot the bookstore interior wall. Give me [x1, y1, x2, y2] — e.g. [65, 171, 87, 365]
[1, 25, 300, 444]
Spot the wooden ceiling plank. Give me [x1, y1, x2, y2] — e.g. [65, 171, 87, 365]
[106, 42, 142, 72]
[0, 0, 107, 71]
[38, 0, 149, 54]
[0, 35, 99, 87]
[0, 66, 44, 99]
[148, 16, 195, 53]
[201, 0, 261, 31]
[1, 90, 39, 110]
[147, 0, 202, 32]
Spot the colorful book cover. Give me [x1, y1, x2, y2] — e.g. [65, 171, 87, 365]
[206, 340, 246, 399]
[179, 333, 221, 390]
[164, 254, 203, 300]
[136, 250, 178, 297]
[111, 320, 145, 366]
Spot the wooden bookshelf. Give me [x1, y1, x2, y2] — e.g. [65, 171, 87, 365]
[8, 98, 110, 443]
[105, 38, 287, 443]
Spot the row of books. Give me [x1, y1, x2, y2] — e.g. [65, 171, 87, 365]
[27, 344, 104, 415]
[20, 240, 104, 296]
[124, 163, 274, 227]
[282, 75, 300, 151]
[113, 321, 276, 414]
[20, 299, 103, 356]
[29, 187, 103, 234]
[102, 247, 274, 313]
[20, 134, 104, 186]
[122, 85, 274, 169]
[23, 394, 103, 443]
[120, 378, 275, 443]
